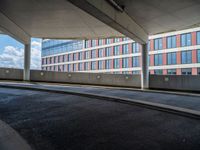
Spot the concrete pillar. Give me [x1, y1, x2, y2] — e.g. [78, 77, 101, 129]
[24, 42, 31, 81]
[141, 44, 149, 89]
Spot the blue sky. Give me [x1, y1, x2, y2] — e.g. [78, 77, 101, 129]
[0, 35, 42, 69]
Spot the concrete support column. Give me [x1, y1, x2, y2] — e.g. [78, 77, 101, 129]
[141, 44, 149, 89]
[24, 42, 31, 81]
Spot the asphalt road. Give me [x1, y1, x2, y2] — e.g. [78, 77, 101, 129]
[0, 87, 200, 150]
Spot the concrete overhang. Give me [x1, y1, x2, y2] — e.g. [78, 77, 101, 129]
[0, 0, 200, 44]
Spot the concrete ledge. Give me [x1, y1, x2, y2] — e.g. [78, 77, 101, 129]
[0, 83, 200, 120]
[0, 120, 32, 150]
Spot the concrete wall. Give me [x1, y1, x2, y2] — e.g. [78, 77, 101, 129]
[30, 70, 141, 88]
[150, 75, 200, 92]
[0, 68, 23, 80]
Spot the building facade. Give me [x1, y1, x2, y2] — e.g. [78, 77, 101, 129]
[41, 27, 200, 75]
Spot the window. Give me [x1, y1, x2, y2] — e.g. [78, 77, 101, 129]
[98, 60, 103, 70]
[167, 52, 176, 65]
[123, 37, 129, 41]
[78, 63, 83, 71]
[122, 44, 129, 54]
[91, 40, 96, 47]
[68, 54, 72, 61]
[73, 53, 76, 61]
[73, 64, 76, 71]
[167, 69, 176, 75]
[198, 68, 200, 75]
[198, 50, 200, 63]
[63, 55, 67, 62]
[154, 69, 163, 75]
[181, 33, 191, 47]
[114, 46, 120, 55]
[182, 68, 192, 75]
[63, 65, 67, 72]
[98, 49, 104, 57]
[167, 35, 176, 48]
[106, 38, 111, 44]
[91, 50, 96, 58]
[85, 51, 90, 59]
[98, 39, 103, 45]
[85, 40, 89, 48]
[85, 62, 89, 70]
[114, 38, 120, 43]
[54, 56, 56, 63]
[122, 58, 129, 68]
[79, 52, 83, 60]
[154, 54, 163, 66]
[197, 32, 200, 45]
[105, 47, 112, 57]
[132, 71, 140, 75]
[113, 59, 120, 69]
[91, 61, 96, 70]
[181, 51, 192, 64]
[105, 60, 111, 69]
[132, 42, 139, 53]
[154, 38, 163, 50]
[122, 71, 129, 74]
[68, 64, 71, 72]
[132, 56, 140, 67]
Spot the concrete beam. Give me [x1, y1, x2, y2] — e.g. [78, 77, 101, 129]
[68, 0, 148, 44]
[0, 11, 30, 44]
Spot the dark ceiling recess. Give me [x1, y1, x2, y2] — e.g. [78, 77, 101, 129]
[106, 0, 124, 12]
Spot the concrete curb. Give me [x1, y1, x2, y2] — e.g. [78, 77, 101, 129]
[0, 120, 32, 150]
[0, 83, 200, 120]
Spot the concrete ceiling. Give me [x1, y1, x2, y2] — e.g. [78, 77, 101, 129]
[115, 0, 200, 35]
[0, 0, 200, 43]
[0, 0, 123, 40]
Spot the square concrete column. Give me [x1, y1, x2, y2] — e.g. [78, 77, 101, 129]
[141, 44, 149, 89]
[24, 42, 31, 81]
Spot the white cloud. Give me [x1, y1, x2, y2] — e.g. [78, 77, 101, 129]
[0, 39, 42, 69]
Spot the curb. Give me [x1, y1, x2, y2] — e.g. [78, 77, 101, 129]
[1, 83, 200, 120]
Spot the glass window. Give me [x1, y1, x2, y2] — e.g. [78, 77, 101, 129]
[198, 68, 200, 75]
[132, 56, 140, 67]
[85, 62, 89, 70]
[98, 39, 103, 45]
[167, 35, 176, 49]
[182, 68, 192, 75]
[68, 54, 72, 61]
[154, 38, 163, 50]
[122, 44, 129, 54]
[197, 32, 200, 45]
[78, 63, 83, 71]
[79, 52, 83, 60]
[98, 49, 104, 57]
[85, 51, 90, 59]
[73, 64, 76, 71]
[114, 46, 120, 55]
[167, 69, 176, 75]
[181, 33, 191, 47]
[132, 42, 139, 53]
[73, 53, 76, 61]
[91, 40, 96, 47]
[154, 69, 163, 75]
[197, 50, 200, 63]
[91, 50, 96, 58]
[132, 71, 140, 75]
[63, 65, 67, 72]
[114, 38, 120, 43]
[68, 64, 71, 72]
[113, 59, 120, 69]
[122, 58, 129, 68]
[85, 40, 89, 48]
[167, 52, 176, 65]
[91, 61, 96, 70]
[98, 60, 103, 70]
[181, 51, 192, 64]
[105, 47, 112, 57]
[106, 38, 111, 44]
[154, 54, 163, 66]
[105, 60, 111, 69]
